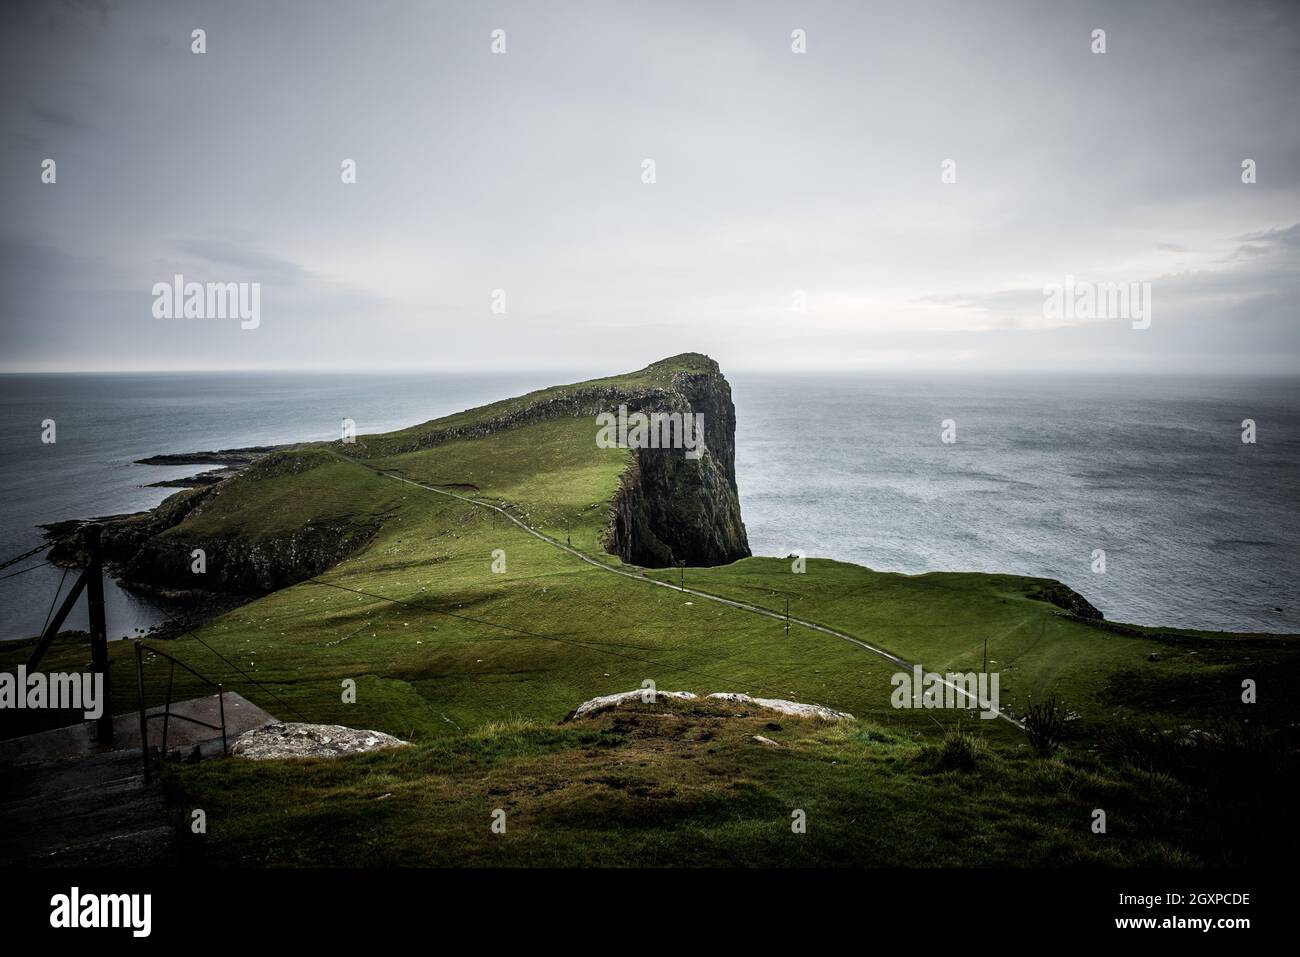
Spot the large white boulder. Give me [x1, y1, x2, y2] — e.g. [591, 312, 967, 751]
[567, 689, 854, 722]
[230, 722, 407, 759]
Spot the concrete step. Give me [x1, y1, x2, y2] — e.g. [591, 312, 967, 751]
[0, 749, 173, 867]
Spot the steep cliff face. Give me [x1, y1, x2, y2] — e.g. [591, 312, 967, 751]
[1026, 581, 1103, 620]
[51, 450, 390, 596]
[116, 519, 381, 595]
[343, 352, 751, 567]
[603, 359, 750, 567]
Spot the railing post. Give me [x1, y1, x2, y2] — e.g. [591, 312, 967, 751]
[218, 683, 227, 756]
[84, 524, 112, 744]
[134, 641, 150, 783]
[136, 642, 231, 765]
[161, 658, 174, 760]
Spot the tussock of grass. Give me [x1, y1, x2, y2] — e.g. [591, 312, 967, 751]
[920, 728, 989, 774]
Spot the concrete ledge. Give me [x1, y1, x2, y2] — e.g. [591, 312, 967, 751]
[0, 692, 276, 766]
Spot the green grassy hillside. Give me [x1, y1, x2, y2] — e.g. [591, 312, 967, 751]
[6, 355, 1297, 866]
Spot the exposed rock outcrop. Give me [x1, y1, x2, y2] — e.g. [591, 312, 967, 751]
[704, 692, 855, 722]
[230, 722, 407, 759]
[47, 484, 214, 571]
[49, 452, 383, 595]
[603, 358, 750, 567]
[566, 689, 854, 722]
[134, 446, 277, 467]
[1027, 581, 1103, 620]
[567, 689, 700, 720]
[117, 521, 380, 595]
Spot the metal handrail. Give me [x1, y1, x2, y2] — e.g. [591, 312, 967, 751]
[133, 641, 228, 782]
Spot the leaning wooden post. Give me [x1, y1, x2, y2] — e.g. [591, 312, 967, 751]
[134, 641, 150, 782]
[84, 524, 113, 744]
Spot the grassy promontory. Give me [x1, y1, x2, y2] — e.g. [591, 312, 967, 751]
[6, 354, 1297, 867]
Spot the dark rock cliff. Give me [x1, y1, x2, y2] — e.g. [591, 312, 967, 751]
[49, 453, 385, 596]
[602, 360, 750, 567]
[1026, 581, 1103, 620]
[117, 515, 381, 595]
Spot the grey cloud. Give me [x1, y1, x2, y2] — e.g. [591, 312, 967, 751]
[29, 105, 86, 130]
[1237, 223, 1300, 249]
[172, 239, 310, 286]
[1, 0, 1298, 374]
[919, 229, 1300, 329]
[0, 0, 108, 30]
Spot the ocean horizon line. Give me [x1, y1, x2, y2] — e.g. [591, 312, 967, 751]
[3, 366, 1298, 380]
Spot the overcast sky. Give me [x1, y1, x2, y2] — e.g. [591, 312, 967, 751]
[1, 0, 1297, 374]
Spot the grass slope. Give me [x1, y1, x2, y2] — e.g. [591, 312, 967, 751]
[5, 355, 1297, 866]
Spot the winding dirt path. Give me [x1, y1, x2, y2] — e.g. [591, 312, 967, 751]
[340, 452, 1023, 728]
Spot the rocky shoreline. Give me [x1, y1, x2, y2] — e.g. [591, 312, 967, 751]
[42, 445, 281, 562]
[136, 446, 279, 488]
[38, 445, 301, 637]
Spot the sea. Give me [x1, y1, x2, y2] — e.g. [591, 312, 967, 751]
[1, 370, 1295, 641]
